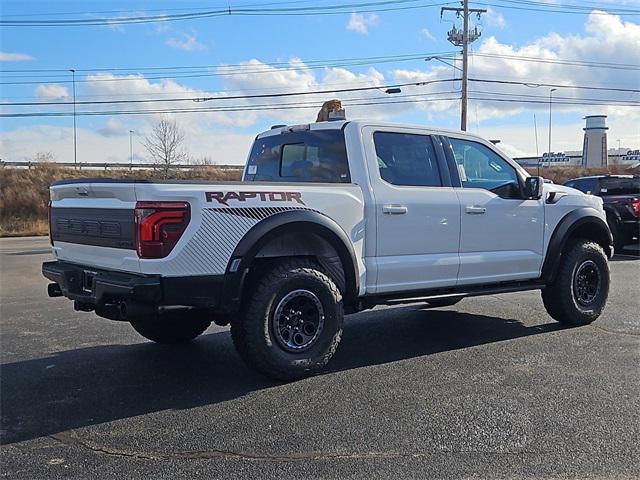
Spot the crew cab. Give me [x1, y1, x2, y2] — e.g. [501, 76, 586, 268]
[563, 175, 639, 251]
[43, 120, 613, 380]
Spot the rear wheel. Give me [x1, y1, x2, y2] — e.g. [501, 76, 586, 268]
[230, 259, 343, 381]
[542, 239, 609, 326]
[131, 312, 211, 344]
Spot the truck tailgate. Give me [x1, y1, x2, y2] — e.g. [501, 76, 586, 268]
[50, 181, 140, 272]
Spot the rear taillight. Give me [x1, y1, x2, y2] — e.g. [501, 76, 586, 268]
[134, 201, 190, 259]
[48, 201, 53, 246]
[630, 199, 640, 217]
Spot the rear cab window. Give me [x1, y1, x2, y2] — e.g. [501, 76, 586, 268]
[599, 177, 640, 196]
[244, 129, 350, 183]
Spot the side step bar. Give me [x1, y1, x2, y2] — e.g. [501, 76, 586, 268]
[377, 283, 546, 306]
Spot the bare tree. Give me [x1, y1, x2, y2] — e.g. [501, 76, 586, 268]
[143, 117, 188, 176]
[33, 151, 56, 163]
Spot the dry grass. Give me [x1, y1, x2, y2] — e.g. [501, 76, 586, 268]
[0, 164, 241, 237]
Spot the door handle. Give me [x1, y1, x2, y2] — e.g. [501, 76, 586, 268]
[383, 204, 408, 215]
[465, 205, 486, 215]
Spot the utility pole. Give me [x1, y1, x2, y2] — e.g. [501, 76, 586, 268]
[548, 88, 556, 155]
[441, 1, 486, 131]
[534, 114, 540, 175]
[129, 130, 134, 170]
[70, 69, 77, 167]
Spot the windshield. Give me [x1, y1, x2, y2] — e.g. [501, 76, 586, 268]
[244, 129, 350, 183]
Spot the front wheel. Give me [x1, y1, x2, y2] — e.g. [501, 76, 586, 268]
[542, 239, 609, 326]
[230, 259, 343, 381]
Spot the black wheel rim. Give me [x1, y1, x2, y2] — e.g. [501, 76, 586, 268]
[572, 260, 601, 307]
[272, 289, 325, 353]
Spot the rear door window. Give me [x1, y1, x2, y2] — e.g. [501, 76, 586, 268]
[373, 132, 443, 187]
[245, 129, 350, 183]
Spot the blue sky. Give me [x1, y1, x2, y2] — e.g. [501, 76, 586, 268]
[1, 0, 639, 164]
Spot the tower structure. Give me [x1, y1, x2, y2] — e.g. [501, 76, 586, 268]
[582, 115, 608, 168]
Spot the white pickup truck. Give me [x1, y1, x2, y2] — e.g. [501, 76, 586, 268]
[43, 120, 613, 380]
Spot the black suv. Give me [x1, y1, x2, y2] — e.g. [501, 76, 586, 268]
[564, 175, 640, 251]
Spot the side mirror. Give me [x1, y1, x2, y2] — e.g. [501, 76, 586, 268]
[524, 176, 544, 200]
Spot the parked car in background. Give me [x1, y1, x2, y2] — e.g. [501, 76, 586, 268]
[564, 175, 640, 251]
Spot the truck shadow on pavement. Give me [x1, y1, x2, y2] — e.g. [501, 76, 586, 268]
[1, 307, 563, 445]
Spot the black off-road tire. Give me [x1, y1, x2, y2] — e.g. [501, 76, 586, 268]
[230, 259, 343, 381]
[131, 313, 211, 344]
[541, 239, 609, 326]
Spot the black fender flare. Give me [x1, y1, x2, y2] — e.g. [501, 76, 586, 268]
[541, 207, 613, 283]
[219, 210, 360, 313]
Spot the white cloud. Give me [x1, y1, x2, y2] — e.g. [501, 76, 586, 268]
[394, 11, 640, 127]
[166, 33, 206, 51]
[347, 12, 380, 34]
[35, 84, 69, 100]
[0, 52, 34, 62]
[98, 118, 127, 137]
[84, 73, 257, 129]
[420, 28, 436, 41]
[485, 8, 506, 29]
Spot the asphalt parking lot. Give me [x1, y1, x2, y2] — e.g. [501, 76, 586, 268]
[1, 236, 639, 479]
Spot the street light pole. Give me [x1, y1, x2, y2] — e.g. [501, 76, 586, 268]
[548, 88, 556, 155]
[70, 69, 77, 168]
[129, 130, 135, 170]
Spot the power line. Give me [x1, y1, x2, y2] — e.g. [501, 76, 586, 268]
[0, 78, 459, 106]
[0, 0, 455, 26]
[468, 52, 640, 71]
[467, 96, 640, 105]
[3, 51, 636, 75]
[0, 0, 327, 17]
[475, 0, 639, 15]
[470, 89, 640, 104]
[3, 77, 637, 109]
[2, 0, 636, 27]
[0, 51, 450, 74]
[0, 94, 464, 118]
[2, 89, 638, 119]
[0, 53, 455, 85]
[492, 0, 638, 12]
[469, 77, 640, 93]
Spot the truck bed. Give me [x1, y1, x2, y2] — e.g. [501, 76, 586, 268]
[49, 179, 365, 277]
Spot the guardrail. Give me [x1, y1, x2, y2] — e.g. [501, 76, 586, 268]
[0, 161, 244, 171]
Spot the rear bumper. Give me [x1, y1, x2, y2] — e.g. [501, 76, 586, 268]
[42, 261, 223, 310]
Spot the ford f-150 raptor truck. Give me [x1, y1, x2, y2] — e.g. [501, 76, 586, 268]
[43, 120, 613, 380]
